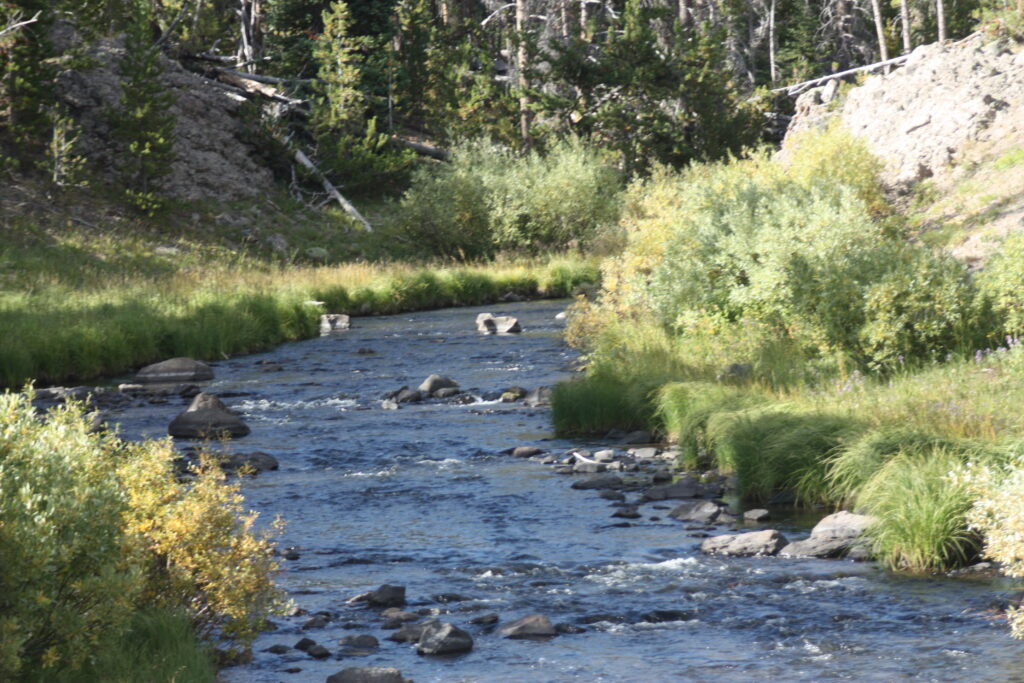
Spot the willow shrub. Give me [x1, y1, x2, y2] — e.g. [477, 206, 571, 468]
[598, 126, 992, 372]
[978, 231, 1024, 335]
[384, 138, 622, 259]
[0, 391, 282, 677]
[961, 446, 1024, 637]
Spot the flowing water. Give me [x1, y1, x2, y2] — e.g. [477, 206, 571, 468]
[107, 300, 1022, 682]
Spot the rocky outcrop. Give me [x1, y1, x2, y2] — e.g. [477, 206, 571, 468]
[54, 34, 277, 202]
[786, 33, 1024, 193]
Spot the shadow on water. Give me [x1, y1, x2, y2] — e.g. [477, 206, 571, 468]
[105, 300, 1024, 683]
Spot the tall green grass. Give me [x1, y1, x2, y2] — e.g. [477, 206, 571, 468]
[0, 254, 598, 388]
[21, 609, 215, 683]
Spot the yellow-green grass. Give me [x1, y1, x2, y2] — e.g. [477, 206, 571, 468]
[1, 223, 598, 388]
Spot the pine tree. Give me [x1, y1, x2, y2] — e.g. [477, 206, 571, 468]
[110, 12, 177, 213]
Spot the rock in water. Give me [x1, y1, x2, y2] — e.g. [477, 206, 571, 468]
[418, 374, 459, 394]
[416, 621, 474, 655]
[135, 357, 213, 384]
[500, 614, 557, 638]
[168, 393, 250, 439]
[779, 510, 874, 559]
[320, 314, 351, 335]
[366, 584, 406, 608]
[475, 312, 522, 334]
[670, 500, 725, 524]
[326, 667, 412, 683]
[700, 529, 789, 557]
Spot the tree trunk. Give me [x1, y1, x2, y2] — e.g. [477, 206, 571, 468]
[679, 0, 692, 28]
[900, 0, 912, 53]
[936, 0, 946, 42]
[768, 0, 777, 84]
[870, 0, 889, 64]
[516, 0, 531, 150]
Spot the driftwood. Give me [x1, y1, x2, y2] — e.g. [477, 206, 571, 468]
[0, 10, 40, 40]
[772, 54, 910, 96]
[390, 137, 450, 161]
[292, 149, 372, 232]
[212, 68, 308, 108]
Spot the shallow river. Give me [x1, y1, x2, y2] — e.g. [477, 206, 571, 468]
[108, 300, 1022, 682]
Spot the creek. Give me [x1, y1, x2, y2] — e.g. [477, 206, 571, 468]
[107, 300, 1021, 682]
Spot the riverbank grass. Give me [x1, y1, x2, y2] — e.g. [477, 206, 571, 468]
[0, 218, 597, 388]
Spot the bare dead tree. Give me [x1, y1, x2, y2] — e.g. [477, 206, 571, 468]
[870, 0, 889, 64]
[900, 0, 912, 53]
[0, 10, 39, 44]
[935, 0, 946, 41]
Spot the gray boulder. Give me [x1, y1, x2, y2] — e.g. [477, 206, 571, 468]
[367, 584, 406, 607]
[511, 446, 544, 458]
[570, 474, 624, 490]
[701, 529, 789, 557]
[417, 621, 474, 655]
[135, 357, 213, 384]
[224, 451, 278, 473]
[670, 500, 725, 524]
[394, 388, 423, 403]
[168, 393, 250, 439]
[524, 386, 552, 407]
[744, 508, 771, 522]
[434, 387, 461, 399]
[385, 623, 427, 643]
[326, 667, 412, 683]
[419, 374, 459, 394]
[642, 475, 701, 501]
[780, 510, 875, 559]
[338, 635, 379, 649]
[500, 614, 557, 638]
[320, 314, 351, 335]
[476, 312, 522, 334]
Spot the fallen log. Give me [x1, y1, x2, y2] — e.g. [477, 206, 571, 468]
[390, 137, 450, 162]
[293, 149, 372, 232]
[772, 54, 910, 96]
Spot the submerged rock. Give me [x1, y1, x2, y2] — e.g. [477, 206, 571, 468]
[500, 614, 557, 638]
[571, 474, 624, 490]
[700, 529, 789, 557]
[168, 393, 249, 439]
[135, 357, 213, 384]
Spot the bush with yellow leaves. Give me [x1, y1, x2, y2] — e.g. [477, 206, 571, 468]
[0, 390, 283, 677]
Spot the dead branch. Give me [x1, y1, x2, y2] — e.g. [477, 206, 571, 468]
[292, 148, 372, 231]
[389, 137, 450, 161]
[773, 54, 910, 95]
[0, 11, 40, 40]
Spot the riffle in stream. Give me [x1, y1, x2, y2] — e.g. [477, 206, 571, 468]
[106, 300, 1022, 682]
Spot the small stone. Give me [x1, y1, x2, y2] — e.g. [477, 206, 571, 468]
[469, 613, 499, 626]
[744, 508, 771, 522]
[386, 623, 426, 643]
[294, 637, 316, 652]
[338, 635, 379, 649]
[512, 446, 544, 458]
[302, 614, 329, 630]
[263, 644, 290, 654]
[598, 490, 626, 502]
[307, 644, 331, 659]
[611, 507, 641, 519]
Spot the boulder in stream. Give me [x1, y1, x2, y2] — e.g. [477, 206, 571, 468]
[135, 357, 213, 384]
[571, 474, 624, 490]
[417, 621, 474, 655]
[670, 500, 726, 524]
[701, 529, 789, 557]
[500, 614, 558, 638]
[320, 313, 351, 335]
[476, 313, 522, 334]
[779, 510, 874, 559]
[168, 393, 250, 439]
[326, 667, 412, 683]
[419, 374, 459, 394]
[642, 475, 701, 502]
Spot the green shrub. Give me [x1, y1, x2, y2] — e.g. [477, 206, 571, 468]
[0, 391, 283, 676]
[979, 231, 1024, 334]
[656, 382, 766, 469]
[386, 138, 622, 259]
[0, 394, 139, 676]
[552, 370, 654, 437]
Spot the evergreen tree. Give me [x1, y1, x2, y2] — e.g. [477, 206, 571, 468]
[110, 11, 177, 213]
[0, 0, 55, 170]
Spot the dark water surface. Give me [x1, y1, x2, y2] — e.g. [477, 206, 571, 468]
[107, 300, 1023, 682]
